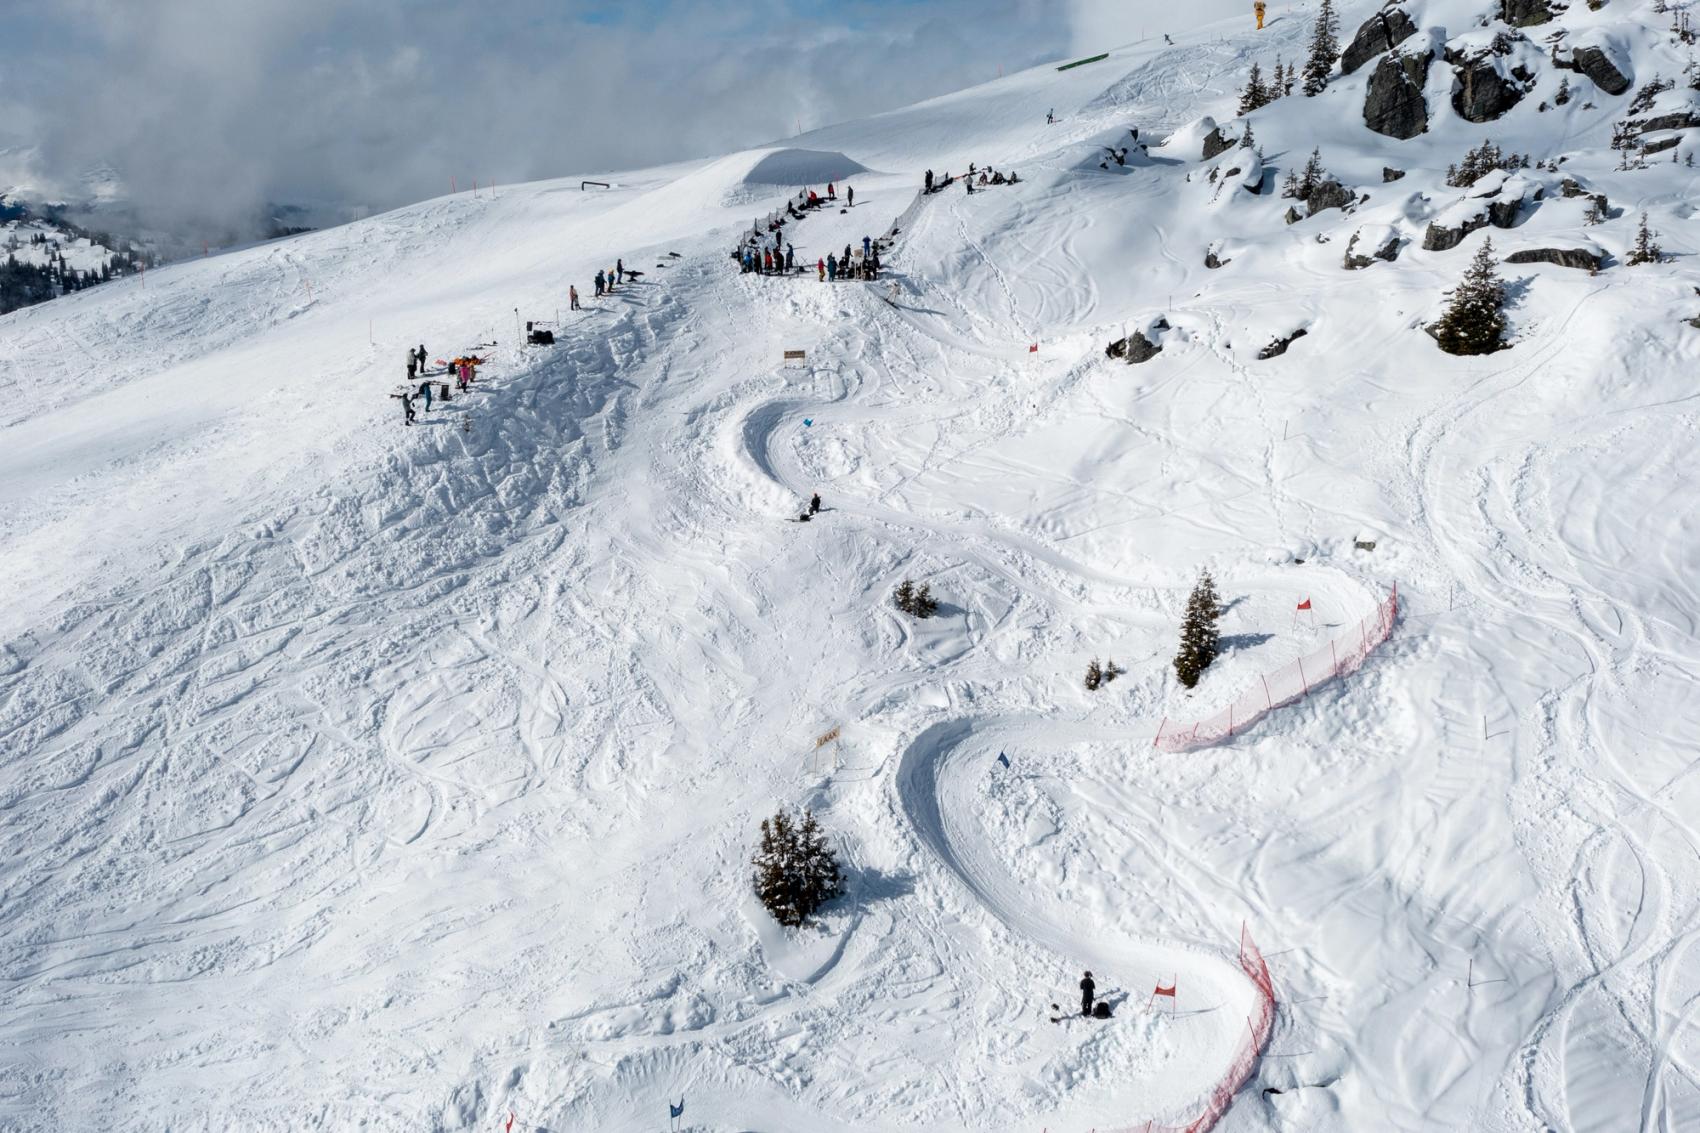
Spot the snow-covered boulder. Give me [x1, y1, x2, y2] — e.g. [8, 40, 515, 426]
[1106, 316, 1170, 363]
[1448, 46, 1529, 123]
[1504, 244, 1603, 270]
[1500, 0, 1560, 28]
[1556, 41, 1632, 96]
[1423, 174, 1542, 249]
[1343, 224, 1402, 268]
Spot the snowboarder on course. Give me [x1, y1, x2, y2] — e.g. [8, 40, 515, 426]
[809, 492, 821, 515]
[1080, 971, 1096, 1017]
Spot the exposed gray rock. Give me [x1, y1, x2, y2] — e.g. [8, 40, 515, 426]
[1107, 319, 1169, 363]
[1364, 51, 1433, 138]
[1453, 56, 1526, 122]
[1306, 180, 1356, 216]
[1383, 166, 1407, 181]
[1202, 126, 1234, 160]
[1342, 7, 1420, 74]
[1424, 211, 1490, 250]
[1642, 133, 1681, 154]
[1257, 328, 1309, 359]
[1634, 110, 1700, 133]
[1284, 206, 1303, 225]
[1505, 246, 1602, 269]
[1344, 230, 1402, 268]
[1487, 191, 1531, 227]
[1501, 0, 1558, 25]
[1559, 177, 1588, 196]
[1558, 45, 1631, 96]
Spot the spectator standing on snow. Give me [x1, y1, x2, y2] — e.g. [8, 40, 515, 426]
[817, 257, 826, 281]
[393, 391, 416, 426]
[862, 235, 872, 260]
[1080, 972, 1096, 1017]
[826, 254, 838, 281]
[570, 285, 580, 310]
[827, 182, 836, 200]
[925, 169, 934, 193]
[595, 269, 605, 296]
[785, 244, 794, 271]
[407, 352, 418, 382]
[847, 186, 854, 207]
[416, 380, 433, 412]
[616, 258, 624, 282]
[415, 345, 428, 373]
[1046, 109, 1055, 125]
[809, 492, 821, 515]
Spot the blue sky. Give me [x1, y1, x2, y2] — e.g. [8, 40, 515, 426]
[0, 0, 1190, 227]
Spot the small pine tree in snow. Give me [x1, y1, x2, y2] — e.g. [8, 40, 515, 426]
[1431, 239, 1508, 356]
[752, 808, 844, 928]
[1272, 57, 1289, 98]
[1239, 63, 1269, 115]
[1555, 75, 1572, 105]
[1084, 658, 1103, 690]
[1627, 213, 1663, 264]
[1173, 572, 1223, 689]
[1302, 0, 1340, 96]
[893, 579, 939, 618]
[1240, 122, 1255, 149]
[1584, 196, 1608, 225]
[1297, 148, 1326, 196]
[1281, 168, 1301, 197]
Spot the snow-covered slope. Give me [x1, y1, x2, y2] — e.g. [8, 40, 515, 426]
[3, 2, 1699, 1130]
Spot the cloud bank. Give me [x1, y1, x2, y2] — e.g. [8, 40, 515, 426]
[1, 0, 1083, 232]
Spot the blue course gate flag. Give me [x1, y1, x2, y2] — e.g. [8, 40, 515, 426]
[670, 1098, 685, 1118]
[996, 752, 1010, 769]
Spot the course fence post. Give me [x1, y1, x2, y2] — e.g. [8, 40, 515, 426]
[1330, 640, 1339, 673]
[1261, 673, 1272, 709]
[1153, 717, 1167, 748]
[1297, 657, 1308, 694]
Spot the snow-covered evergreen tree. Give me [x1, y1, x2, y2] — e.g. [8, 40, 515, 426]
[1431, 239, 1507, 355]
[1302, 0, 1340, 96]
[1239, 63, 1269, 115]
[753, 808, 843, 927]
[1173, 572, 1223, 689]
[1084, 658, 1103, 690]
[1627, 212, 1663, 264]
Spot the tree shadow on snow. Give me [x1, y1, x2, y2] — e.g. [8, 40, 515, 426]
[1219, 632, 1274, 653]
[853, 866, 915, 904]
[1219, 595, 1250, 615]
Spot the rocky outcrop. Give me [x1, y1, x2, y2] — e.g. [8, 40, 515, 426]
[1257, 328, 1309, 359]
[1505, 246, 1602, 269]
[1453, 55, 1525, 122]
[1344, 228, 1402, 268]
[1342, 6, 1419, 74]
[1424, 178, 1540, 249]
[1364, 51, 1432, 138]
[1284, 206, 1303, 225]
[1634, 110, 1700, 133]
[1107, 318, 1169, 363]
[1383, 166, 1407, 181]
[1642, 133, 1682, 154]
[1424, 210, 1490, 250]
[1305, 180, 1356, 216]
[1500, 0, 1558, 27]
[1202, 126, 1234, 160]
[1557, 45, 1631, 96]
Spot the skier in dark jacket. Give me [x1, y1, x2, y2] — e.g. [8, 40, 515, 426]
[847, 186, 854, 208]
[595, 269, 606, 296]
[862, 235, 872, 260]
[826, 254, 837, 281]
[616, 258, 624, 282]
[1080, 971, 1096, 1017]
[809, 492, 821, 515]
[416, 345, 428, 373]
[785, 244, 794, 271]
[925, 169, 934, 193]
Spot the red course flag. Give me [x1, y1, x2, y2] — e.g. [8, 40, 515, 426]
[1028, 343, 1038, 353]
[1296, 598, 1312, 610]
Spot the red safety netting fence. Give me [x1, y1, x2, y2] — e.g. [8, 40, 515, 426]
[1102, 923, 1277, 1133]
[1153, 584, 1398, 753]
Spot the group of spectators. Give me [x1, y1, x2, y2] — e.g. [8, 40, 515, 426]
[923, 162, 1019, 196]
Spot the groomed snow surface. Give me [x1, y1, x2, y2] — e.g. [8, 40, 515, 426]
[3, 1, 1700, 1129]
